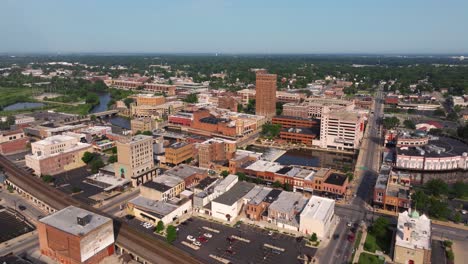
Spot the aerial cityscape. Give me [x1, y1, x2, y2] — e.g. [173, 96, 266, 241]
[1, 1, 468, 264]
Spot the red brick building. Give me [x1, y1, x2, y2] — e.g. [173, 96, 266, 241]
[255, 71, 277, 119]
[38, 206, 114, 264]
[218, 96, 239, 112]
[272, 116, 318, 128]
[0, 130, 29, 155]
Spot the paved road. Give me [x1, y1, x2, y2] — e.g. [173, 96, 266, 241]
[318, 84, 385, 264]
[0, 233, 39, 256]
[0, 190, 46, 223]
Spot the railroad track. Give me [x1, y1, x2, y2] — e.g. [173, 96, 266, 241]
[0, 154, 201, 264]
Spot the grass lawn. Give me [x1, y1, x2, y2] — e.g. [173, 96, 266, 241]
[350, 230, 363, 261]
[0, 86, 35, 108]
[364, 230, 392, 254]
[53, 103, 93, 115]
[358, 252, 384, 264]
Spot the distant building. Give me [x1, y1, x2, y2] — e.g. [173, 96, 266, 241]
[164, 142, 194, 166]
[255, 71, 277, 119]
[25, 135, 92, 176]
[143, 83, 176, 96]
[131, 117, 161, 134]
[394, 210, 431, 264]
[114, 135, 156, 186]
[317, 110, 364, 151]
[38, 206, 114, 264]
[373, 165, 411, 212]
[218, 96, 239, 112]
[140, 174, 185, 201]
[135, 94, 166, 106]
[272, 116, 318, 129]
[165, 164, 209, 188]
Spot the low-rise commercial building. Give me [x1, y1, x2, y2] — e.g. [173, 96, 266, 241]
[299, 196, 335, 238]
[373, 165, 411, 212]
[25, 135, 93, 176]
[211, 181, 255, 222]
[38, 206, 114, 264]
[266, 191, 308, 231]
[394, 210, 431, 264]
[143, 83, 176, 96]
[165, 164, 208, 188]
[197, 138, 236, 169]
[127, 196, 191, 226]
[0, 129, 28, 155]
[272, 116, 319, 129]
[131, 117, 160, 134]
[140, 174, 185, 201]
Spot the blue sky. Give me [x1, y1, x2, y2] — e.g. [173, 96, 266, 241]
[1, 0, 467, 54]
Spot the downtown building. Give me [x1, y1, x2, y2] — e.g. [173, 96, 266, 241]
[114, 135, 157, 186]
[25, 135, 93, 176]
[38, 206, 114, 264]
[255, 70, 277, 120]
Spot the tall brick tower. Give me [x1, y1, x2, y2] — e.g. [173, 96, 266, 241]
[255, 70, 277, 119]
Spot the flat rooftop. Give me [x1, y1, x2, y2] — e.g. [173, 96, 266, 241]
[39, 206, 112, 236]
[244, 186, 273, 206]
[153, 174, 184, 188]
[166, 164, 207, 179]
[396, 211, 431, 250]
[300, 196, 335, 222]
[269, 191, 308, 214]
[324, 173, 347, 186]
[129, 196, 183, 218]
[398, 136, 468, 157]
[245, 160, 284, 173]
[212, 181, 255, 206]
[142, 181, 172, 192]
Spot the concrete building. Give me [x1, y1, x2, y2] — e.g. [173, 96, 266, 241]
[272, 116, 319, 129]
[131, 101, 185, 118]
[164, 142, 193, 166]
[255, 71, 277, 119]
[114, 135, 156, 186]
[193, 174, 239, 213]
[143, 83, 176, 96]
[211, 181, 255, 222]
[299, 196, 335, 238]
[0, 129, 28, 155]
[140, 174, 185, 201]
[317, 110, 364, 151]
[127, 196, 191, 226]
[131, 117, 160, 134]
[135, 94, 166, 106]
[38, 206, 114, 264]
[394, 210, 431, 264]
[283, 98, 354, 119]
[25, 135, 93, 176]
[218, 96, 239, 112]
[244, 186, 280, 221]
[197, 138, 236, 169]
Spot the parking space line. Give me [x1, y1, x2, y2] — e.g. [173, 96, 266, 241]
[181, 241, 200, 250]
[209, 254, 230, 264]
[202, 226, 220, 233]
[264, 243, 285, 252]
[231, 235, 250, 243]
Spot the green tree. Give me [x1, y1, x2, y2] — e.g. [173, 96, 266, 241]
[283, 183, 293, 191]
[261, 123, 282, 138]
[155, 220, 165, 233]
[90, 115, 97, 122]
[428, 197, 450, 219]
[111, 147, 118, 154]
[412, 190, 429, 211]
[166, 225, 177, 243]
[371, 217, 390, 238]
[220, 170, 229, 178]
[273, 180, 282, 188]
[123, 98, 134, 108]
[41, 175, 54, 183]
[425, 179, 449, 197]
[183, 93, 198, 103]
[90, 157, 105, 173]
[383, 117, 400, 129]
[235, 172, 246, 181]
[71, 186, 82, 193]
[81, 151, 95, 164]
[310, 233, 318, 242]
[453, 212, 462, 223]
[433, 107, 445, 116]
[452, 181, 468, 198]
[108, 155, 118, 163]
[346, 172, 354, 182]
[403, 120, 416, 129]
[142, 131, 153, 136]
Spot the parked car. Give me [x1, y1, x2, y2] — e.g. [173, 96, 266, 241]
[225, 249, 235, 255]
[187, 235, 196, 242]
[193, 241, 201, 247]
[268, 231, 273, 236]
[347, 222, 352, 227]
[203, 233, 213, 238]
[18, 205, 26, 211]
[272, 249, 281, 255]
[347, 233, 355, 242]
[198, 236, 208, 243]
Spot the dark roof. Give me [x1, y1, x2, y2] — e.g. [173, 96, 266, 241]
[0, 254, 32, 264]
[276, 166, 294, 175]
[194, 177, 218, 190]
[397, 137, 468, 157]
[213, 182, 255, 206]
[274, 115, 313, 121]
[324, 173, 347, 186]
[142, 181, 172, 192]
[262, 189, 282, 203]
[200, 117, 228, 124]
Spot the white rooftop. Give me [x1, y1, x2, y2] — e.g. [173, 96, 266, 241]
[34, 134, 76, 145]
[153, 174, 184, 187]
[86, 173, 130, 191]
[300, 196, 335, 222]
[39, 206, 112, 236]
[246, 160, 284, 173]
[396, 210, 431, 250]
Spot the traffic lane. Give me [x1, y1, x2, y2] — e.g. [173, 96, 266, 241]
[0, 191, 46, 222]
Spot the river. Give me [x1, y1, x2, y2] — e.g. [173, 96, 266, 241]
[4, 102, 45, 111]
[91, 93, 131, 130]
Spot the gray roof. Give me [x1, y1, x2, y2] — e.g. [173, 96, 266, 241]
[39, 206, 112, 237]
[129, 196, 178, 218]
[212, 181, 255, 206]
[244, 186, 273, 206]
[166, 164, 207, 179]
[269, 192, 308, 214]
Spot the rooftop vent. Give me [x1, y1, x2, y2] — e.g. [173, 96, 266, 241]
[77, 213, 92, 226]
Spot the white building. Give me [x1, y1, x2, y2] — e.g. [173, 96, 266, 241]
[299, 196, 335, 238]
[394, 210, 431, 264]
[316, 110, 365, 151]
[127, 196, 192, 226]
[211, 181, 254, 222]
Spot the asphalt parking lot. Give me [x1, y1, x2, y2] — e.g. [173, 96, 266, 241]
[54, 167, 101, 205]
[125, 216, 316, 264]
